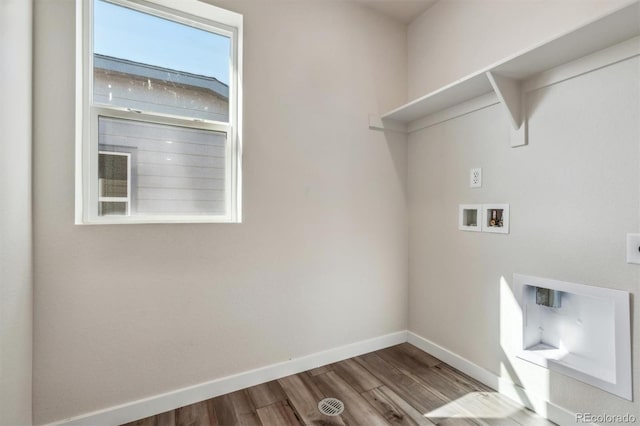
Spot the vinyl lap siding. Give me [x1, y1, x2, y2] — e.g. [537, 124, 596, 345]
[99, 117, 226, 215]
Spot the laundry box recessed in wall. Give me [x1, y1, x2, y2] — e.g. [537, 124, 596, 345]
[513, 274, 632, 400]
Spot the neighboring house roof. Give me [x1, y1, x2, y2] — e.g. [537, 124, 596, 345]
[94, 54, 229, 100]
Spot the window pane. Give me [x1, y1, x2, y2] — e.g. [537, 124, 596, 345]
[100, 202, 128, 216]
[99, 152, 129, 198]
[98, 116, 226, 216]
[93, 0, 230, 122]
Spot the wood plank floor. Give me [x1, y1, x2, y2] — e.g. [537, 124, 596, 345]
[122, 344, 554, 426]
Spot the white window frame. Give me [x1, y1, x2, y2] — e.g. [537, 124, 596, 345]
[75, 0, 243, 224]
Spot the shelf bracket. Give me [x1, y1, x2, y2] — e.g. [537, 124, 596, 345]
[486, 72, 527, 147]
[368, 114, 407, 134]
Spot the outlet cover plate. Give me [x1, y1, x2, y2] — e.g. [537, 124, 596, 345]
[626, 234, 640, 264]
[470, 168, 482, 188]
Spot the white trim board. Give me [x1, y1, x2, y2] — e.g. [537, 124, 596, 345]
[407, 332, 592, 426]
[43, 331, 408, 426]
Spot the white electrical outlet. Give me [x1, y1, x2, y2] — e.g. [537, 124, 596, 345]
[470, 168, 482, 188]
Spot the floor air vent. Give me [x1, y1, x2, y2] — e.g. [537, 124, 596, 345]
[318, 398, 344, 416]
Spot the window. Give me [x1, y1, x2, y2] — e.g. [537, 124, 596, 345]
[98, 150, 131, 215]
[76, 0, 242, 224]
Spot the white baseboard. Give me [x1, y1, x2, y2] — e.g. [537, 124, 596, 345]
[46, 331, 408, 426]
[407, 332, 587, 426]
[46, 329, 584, 426]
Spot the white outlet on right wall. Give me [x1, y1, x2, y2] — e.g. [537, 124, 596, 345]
[470, 168, 482, 188]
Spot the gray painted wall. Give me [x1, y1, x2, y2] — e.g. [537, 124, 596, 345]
[407, 1, 640, 418]
[0, 0, 33, 425]
[408, 57, 640, 418]
[28, 0, 639, 424]
[407, 0, 633, 99]
[32, 0, 408, 423]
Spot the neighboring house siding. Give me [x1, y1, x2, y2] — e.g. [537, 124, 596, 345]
[94, 55, 229, 215]
[99, 117, 226, 215]
[94, 68, 229, 122]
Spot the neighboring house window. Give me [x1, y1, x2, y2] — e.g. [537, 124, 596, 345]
[76, 0, 242, 224]
[98, 150, 131, 215]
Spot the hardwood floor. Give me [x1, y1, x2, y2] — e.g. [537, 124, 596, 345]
[123, 344, 553, 426]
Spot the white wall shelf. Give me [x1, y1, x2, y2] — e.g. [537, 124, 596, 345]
[372, 1, 640, 141]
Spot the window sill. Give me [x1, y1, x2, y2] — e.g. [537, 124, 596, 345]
[75, 216, 241, 225]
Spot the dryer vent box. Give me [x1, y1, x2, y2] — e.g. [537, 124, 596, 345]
[513, 274, 631, 400]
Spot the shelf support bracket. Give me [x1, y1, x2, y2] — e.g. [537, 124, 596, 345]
[368, 114, 407, 134]
[486, 72, 527, 147]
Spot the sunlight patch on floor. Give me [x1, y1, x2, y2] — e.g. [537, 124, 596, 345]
[424, 392, 520, 419]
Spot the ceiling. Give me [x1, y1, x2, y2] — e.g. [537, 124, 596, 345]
[353, 0, 438, 24]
